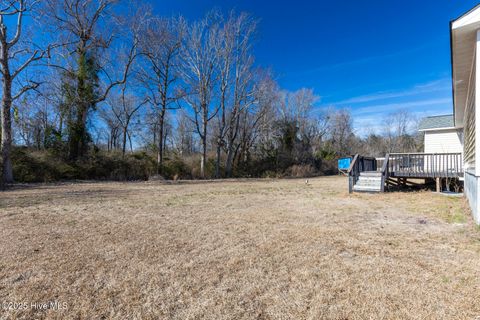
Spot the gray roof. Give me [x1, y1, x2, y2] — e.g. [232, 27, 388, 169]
[418, 115, 454, 131]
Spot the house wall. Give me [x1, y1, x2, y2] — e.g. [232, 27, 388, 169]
[422, 130, 463, 173]
[452, 13, 480, 224]
[463, 58, 476, 169]
[463, 29, 480, 224]
[424, 129, 463, 154]
[465, 170, 480, 223]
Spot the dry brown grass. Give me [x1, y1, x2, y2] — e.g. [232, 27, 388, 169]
[1, 176, 480, 319]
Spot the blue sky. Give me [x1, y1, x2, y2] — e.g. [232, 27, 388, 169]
[151, 0, 480, 135]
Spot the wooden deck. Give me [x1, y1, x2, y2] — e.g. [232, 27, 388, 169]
[348, 152, 464, 193]
[387, 153, 463, 178]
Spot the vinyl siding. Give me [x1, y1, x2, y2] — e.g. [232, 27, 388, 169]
[464, 50, 476, 169]
[424, 129, 463, 154]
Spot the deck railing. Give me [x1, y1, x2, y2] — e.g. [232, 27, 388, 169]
[380, 153, 390, 192]
[388, 153, 463, 178]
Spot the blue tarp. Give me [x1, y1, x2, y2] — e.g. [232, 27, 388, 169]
[338, 157, 351, 170]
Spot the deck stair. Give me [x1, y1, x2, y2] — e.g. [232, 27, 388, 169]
[348, 154, 389, 194]
[353, 171, 383, 192]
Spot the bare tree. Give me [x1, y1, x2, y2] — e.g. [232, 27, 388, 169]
[102, 86, 147, 157]
[180, 12, 221, 178]
[383, 109, 417, 152]
[309, 108, 332, 155]
[0, 0, 52, 183]
[213, 13, 234, 178]
[221, 13, 257, 178]
[13, 98, 36, 147]
[278, 87, 320, 157]
[138, 16, 185, 173]
[13, 93, 54, 149]
[220, 71, 281, 173]
[329, 109, 355, 157]
[174, 109, 196, 156]
[280, 89, 314, 123]
[98, 105, 121, 151]
[44, 0, 139, 159]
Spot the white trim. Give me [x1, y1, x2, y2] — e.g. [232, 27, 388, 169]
[418, 126, 459, 132]
[452, 6, 480, 29]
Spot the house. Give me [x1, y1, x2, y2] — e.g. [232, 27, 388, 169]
[418, 115, 463, 154]
[451, 4, 480, 224]
[349, 4, 480, 224]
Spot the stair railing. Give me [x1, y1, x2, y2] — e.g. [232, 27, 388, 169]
[348, 154, 360, 193]
[348, 154, 379, 193]
[380, 153, 390, 192]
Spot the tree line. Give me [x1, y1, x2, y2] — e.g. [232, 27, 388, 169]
[0, 0, 422, 184]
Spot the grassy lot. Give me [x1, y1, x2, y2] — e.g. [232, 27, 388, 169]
[1, 176, 480, 319]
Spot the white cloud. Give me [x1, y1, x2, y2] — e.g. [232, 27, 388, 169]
[353, 101, 452, 136]
[334, 79, 451, 106]
[313, 78, 454, 136]
[352, 97, 452, 116]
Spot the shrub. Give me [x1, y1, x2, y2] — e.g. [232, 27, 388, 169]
[261, 170, 280, 178]
[180, 153, 217, 179]
[12, 147, 60, 182]
[286, 164, 316, 178]
[162, 156, 191, 180]
[316, 148, 336, 161]
[11, 147, 156, 182]
[9, 147, 339, 183]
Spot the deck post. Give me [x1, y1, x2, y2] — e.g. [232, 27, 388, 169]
[436, 177, 441, 193]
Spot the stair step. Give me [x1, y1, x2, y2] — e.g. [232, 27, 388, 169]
[353, 185, 382, 192]
[357, 179, 382, 184]
[360, 171, 382, 177]
[354, 171, 384, 192]
[357, 177, 382, 183]
[356, 184, 381, 189]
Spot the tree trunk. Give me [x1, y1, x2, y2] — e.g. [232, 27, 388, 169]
[68, 48, 92, 160]
[122, 128, 127, 158]
[163, 127, 168, 156]
[68, 106, 87, 160]
[1, 76, 13, 183]
[215, 141, 222, 179]
[128, 131, 133, 152]
[200, 125, 207, 179]
[201, 141, 206, 178]
[225, 143, 234, 178]
[109, 128, 114, 151]
[200, 105, 208, 179]
[157, 112, 165, 174]
[1, 38, 13, 184]
[225, 113, 241, 177]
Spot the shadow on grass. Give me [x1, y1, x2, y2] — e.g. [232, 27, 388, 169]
[0, 183, 134, 209]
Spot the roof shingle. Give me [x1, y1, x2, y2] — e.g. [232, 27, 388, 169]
[418, 115, 454, 131]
